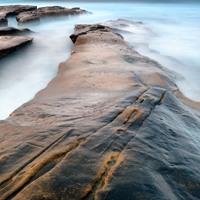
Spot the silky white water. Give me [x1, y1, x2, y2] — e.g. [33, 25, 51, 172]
[0, 0, 200, 119]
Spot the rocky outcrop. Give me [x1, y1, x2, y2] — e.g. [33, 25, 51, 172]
[0, 26, 31, 36]
[0, 36, 33, 58]
[0, 5, 37, 26]
[70, 24, 123, 43]
[16, 6, 88, 24]
[0, 5, 87, 25]
[0, 22, 200, 200]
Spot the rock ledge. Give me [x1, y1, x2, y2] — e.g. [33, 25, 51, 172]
[16, 6, 88, 24]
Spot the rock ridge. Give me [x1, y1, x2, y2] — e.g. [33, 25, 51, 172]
[0, 22, 200, 200]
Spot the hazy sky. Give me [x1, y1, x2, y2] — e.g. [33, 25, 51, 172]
[31, 0, 200, 2]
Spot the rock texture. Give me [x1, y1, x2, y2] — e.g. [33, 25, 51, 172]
[16, 6, 88, 24]
[0, 36, 33, 58]
[0, 26, 31, 36]
[0, 18, 7, 26]
[0, 5, 37, 26]
[0, 22, 200, 200]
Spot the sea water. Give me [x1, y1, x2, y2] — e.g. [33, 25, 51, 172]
[0, 0, 200, 119]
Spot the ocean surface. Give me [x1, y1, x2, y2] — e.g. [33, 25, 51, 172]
[0, 0, 200, 119]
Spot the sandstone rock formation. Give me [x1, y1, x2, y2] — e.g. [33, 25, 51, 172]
[0, 23, 200, 200]
[16, 6, 88, 24]
[0, 26, 31, 36]
[0, 5, 37, 26]
[0, 36, 33, 58]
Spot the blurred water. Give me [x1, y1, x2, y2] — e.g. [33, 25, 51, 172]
[0, 1, 200, 119]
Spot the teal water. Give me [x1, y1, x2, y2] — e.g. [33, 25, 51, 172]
[0, 1, 200, 119]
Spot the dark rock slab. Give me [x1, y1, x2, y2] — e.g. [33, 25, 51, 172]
[16, 6, 88, 24]
[0, 5, 37, 26]
[0, 17, 7, 26]
[95, 90, 200, 200]
[0, 26, 31, 36]
[0, 22, 199, 200]
[0, 36, 33, 58]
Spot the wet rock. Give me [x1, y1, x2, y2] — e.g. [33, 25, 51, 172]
[0, 5, 37, 26]
[0, 36, 33, 58]
[0, 18, 7, 26]
[0, 22, 200, 200]
[16, 6, 88, 24]
[0, 26, 31, 36]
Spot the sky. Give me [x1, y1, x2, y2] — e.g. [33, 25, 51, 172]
[21, 0, 200, 2]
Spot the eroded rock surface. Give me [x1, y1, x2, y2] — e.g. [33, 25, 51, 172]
[0, 26, 31, 36]
[0, 36, 33, 58]
[0, 5, 37, 26]
[0, 22, 200, 200]
[16, 6, 88, 24]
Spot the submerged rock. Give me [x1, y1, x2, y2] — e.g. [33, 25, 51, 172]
[0, 5, 37, 26]
[0, 26, 31, 36]
[0, 36, 33, 58]
[16, 6, 88, 24]
[104, 18, 143, 27]
[0, 22, 200, 200]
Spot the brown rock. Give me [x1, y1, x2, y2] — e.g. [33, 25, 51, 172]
[0, 36, 33, 58]
[0, 22, 199, 200]
[0, 26, 31, 36]
[0, 5, 37, 26]
[16, 6, 88, 24]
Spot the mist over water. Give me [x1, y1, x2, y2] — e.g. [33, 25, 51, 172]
[0, 0, 200, 119]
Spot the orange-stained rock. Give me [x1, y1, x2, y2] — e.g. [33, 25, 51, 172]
[0, 23, 200, 200]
